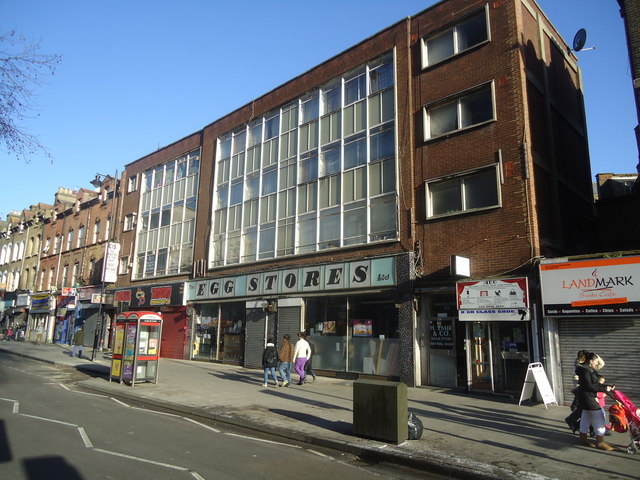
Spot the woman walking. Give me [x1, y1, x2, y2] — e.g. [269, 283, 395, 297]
[293, 332, 311, 385]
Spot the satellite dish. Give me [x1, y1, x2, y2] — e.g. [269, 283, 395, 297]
[572, 28, 587, 52]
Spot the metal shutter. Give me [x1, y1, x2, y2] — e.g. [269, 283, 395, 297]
[558, 318, 640, 404]
[244, 308, 266, 369]
[276, 306, 302, 347]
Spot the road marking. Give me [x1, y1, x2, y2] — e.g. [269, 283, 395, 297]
[93, 448, 190, 471]
[19, 413, 77, 427]
[0, 397, 19, 414]
[190, 471, 207, 480]
[307, 449, 332, 459]
[224, 432, 301, 448]
[183, 417, 221, 433]
[59, 383, 71, 391]
[78, 426, 93, 448]
[109, 397, 130, 407]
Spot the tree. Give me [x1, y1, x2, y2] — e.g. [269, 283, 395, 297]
[0, 30, 61, 162]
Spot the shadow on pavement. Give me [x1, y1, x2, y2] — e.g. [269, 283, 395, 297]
[270, 408, 353, 435]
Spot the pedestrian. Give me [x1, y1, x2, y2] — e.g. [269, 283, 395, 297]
[304, 338, 317, 383]
[593, 355, 613, 434]
[293, 332, 311, 385]
[278, 334, 294, 387]
[5, 326, 13, 341]
[575, 352, 615, 450]
[35, 323, 44, 344]
[17, 327, 25, 341]
[262, 337, 280, 387]
[72, 326, 84, 358]
[565, 349, 589, 433]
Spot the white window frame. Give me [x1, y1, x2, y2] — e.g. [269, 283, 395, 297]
[128, 174, 139, 193]
[420, 7, 490, 69]
[425, 164, 502, 219]
[423, 82, 495, 141]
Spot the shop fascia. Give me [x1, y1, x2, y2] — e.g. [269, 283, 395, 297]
[539, 255, 640, 316]
[186, 257, 397, 301]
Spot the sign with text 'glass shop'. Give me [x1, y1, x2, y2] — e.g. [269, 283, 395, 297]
[186, 257, 396, 301]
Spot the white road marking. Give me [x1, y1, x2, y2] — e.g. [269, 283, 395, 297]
[19, 413, 77, 427]
[190, 471, 207, 480]
[183, 417, 221, 433]
[58, 383, 71, 391]
[306, 449, 332, 459]
[78, 426, 93, 448]
[0, 397, 19, 414]
[92, 447, 190, 471]
[224, 432, 301, 448]
[109, 397, 130, 407]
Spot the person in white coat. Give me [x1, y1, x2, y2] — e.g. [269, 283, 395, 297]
[293, 332, 311, 385]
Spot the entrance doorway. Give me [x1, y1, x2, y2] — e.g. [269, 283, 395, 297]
[468, 322, 493, 391]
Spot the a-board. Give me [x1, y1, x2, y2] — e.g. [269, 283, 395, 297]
[519, 362, 558, 408]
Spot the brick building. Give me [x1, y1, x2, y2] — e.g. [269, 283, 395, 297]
[114, 0, 593, 393]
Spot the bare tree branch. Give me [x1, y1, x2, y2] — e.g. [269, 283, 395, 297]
[0, 30, 62, 163]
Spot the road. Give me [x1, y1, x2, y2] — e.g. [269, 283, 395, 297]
[0, 352, 446, 480]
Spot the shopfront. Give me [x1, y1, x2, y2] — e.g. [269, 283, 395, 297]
[186, 254, 415, 382]
[540, 255, 640, 404]
[54, 289, 76, 344]
[456, 277, 533, 394]
[113, 282, 187, 360]
[28, 293, 54, 343]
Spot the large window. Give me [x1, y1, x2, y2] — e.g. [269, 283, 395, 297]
[421, 8, 489, 68]
[210, 54, 398, 267]
[425, 165, 500, 218]
[134, 149, 200, 279]
[423, 83, 495, 140]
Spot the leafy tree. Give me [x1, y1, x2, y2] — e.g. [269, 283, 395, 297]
[0, 30, 61, 162]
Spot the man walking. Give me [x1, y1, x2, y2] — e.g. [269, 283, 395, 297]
[72, 326, 84, 358]
[278, 334, 294, 387]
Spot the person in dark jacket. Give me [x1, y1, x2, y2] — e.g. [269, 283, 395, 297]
[575, 352, 614, 450]
[261, 337, 280, 388]
[565, 349, 589, 433]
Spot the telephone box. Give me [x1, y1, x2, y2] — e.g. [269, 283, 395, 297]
[110, 311, 163, 386]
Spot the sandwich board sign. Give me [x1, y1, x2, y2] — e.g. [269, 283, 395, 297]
[519, 362, 558, 408]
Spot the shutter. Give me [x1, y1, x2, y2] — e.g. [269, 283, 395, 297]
[277, 306, 302, 344]
[244, 308, 266, 369]
[558, 318, 640, 404]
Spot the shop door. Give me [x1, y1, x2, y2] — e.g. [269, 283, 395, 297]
[467, 322, 494, 391]
[428, 318, 457, 388]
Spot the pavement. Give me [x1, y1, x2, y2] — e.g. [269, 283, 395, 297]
[1, 341, 638, 480]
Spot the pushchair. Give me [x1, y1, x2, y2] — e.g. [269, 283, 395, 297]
[608, 389, 640, 454]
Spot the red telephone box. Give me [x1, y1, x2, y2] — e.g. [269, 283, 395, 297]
[110, 311, 163, 386]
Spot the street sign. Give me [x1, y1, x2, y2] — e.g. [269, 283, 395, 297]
[102, 242, 121, 283]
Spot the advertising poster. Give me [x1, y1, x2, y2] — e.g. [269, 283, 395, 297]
[323, 321, 336, 334]
[113, 325, 125, 355]
[111, 359, 121, 377]
[353, 319, 372, 337]
[123, 324, 137, 380]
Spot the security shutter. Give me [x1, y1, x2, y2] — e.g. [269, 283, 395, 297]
[244, 308, 266, 369]
[558, 317, 640, 404]
[277, 306, 301, 346]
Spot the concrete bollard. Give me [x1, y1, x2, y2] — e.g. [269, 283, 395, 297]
[353, 379, 407, 444]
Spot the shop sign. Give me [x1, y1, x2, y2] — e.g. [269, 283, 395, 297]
[429, 319, 454, 349]
[77, 287, 102, 302]
[102, 242, 121, 283]
[186, 257, 396, 301]
[16, 293, 30, 307]
[30, 294, 52, 313]
[57, 295, 76, 311]
[539, 256, 640, 316]
[113, 282, 185, 307]
[456, 277, 529, 321]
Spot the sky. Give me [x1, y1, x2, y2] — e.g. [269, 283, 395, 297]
[1, 0, 637, 217]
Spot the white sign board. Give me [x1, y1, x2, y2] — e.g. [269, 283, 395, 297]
[457, 278, 529, 321]
[102, 242, 121, 283]
[519, 362, 557, 408]
[539, 256, 640, 316]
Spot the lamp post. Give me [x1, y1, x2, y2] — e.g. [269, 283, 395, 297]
[90, 171, 118, 362]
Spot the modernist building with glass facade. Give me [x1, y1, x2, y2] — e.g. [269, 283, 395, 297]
[115, 0, 594, 391]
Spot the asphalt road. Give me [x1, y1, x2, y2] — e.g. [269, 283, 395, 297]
[0, 353, 447, 480]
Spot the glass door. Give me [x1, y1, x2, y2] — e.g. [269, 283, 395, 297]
[467, 321, 493, 391]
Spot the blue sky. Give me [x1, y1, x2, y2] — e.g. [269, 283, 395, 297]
[1, 0, 636, 217]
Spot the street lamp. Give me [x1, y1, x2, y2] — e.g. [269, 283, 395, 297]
[90, 171, 118, 362]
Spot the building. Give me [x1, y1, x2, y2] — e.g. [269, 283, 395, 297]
[113, 0, 594, 394]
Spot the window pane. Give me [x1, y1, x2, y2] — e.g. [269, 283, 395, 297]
[464, 169, 498, 210]
[344, 134, 366, 170]
[319, 208, 340, 249]
[265, 114, 280, 139]
[370, 123, 395, 162]
[460, 87, 493, 128]
[427, 30, 454, 65]
[301, 95, 319, 123]
[233, 131, 246, 154]
[429, 101, 458, 137]
[242, 230, 257, 262]
[297, 214, 316, 253]
[245, 175, 259, 199]
[370, 195, 396, 236]
[259, 225, 275, 257]
[458, 13, 488, 51]
[322, 84, 341, 114]
[369, 61, 393, 94]
[244, 199, 258, 227]
[299, 152, 318, 183]
[220, 137, 232, 159]
[343, 202, 367, 244]
[430, 180, 462, 215]
[230, 182, 243, 205]
[262, 168, 277, 195]
[345, 73, 366, 105]
[320, 142, 340, 177]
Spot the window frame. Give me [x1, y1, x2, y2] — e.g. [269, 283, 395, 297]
[420, 7, 490, 69]
[424, 163, 502, 219]
[422, 81, 496, 141]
